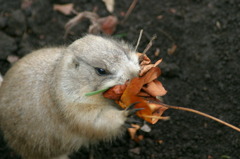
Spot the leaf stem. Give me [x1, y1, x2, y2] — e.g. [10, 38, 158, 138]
[164, 104, 240, 132]
[141, 115, 170, 120]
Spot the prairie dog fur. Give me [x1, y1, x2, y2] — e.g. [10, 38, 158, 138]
[0, 35, 140, 159]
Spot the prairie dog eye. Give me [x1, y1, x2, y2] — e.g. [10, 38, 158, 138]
[95, 67, 108, 76]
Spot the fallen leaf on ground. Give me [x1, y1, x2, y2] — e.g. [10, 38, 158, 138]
[129, 147, 141, 155]
[102, 0, 115, 13]
[154, 48, 160, 56]
[97, 15, 118, 35]
[53, 3, 74, 15]
[128, 124, 140, 140]
[156, 139, 164, 144]
[169, 8, 177, 14]
[167, 44, 177, 55]
[65, 11, 118, 37]
[156, 15, 164, 20]
[7, 55, 19, 64]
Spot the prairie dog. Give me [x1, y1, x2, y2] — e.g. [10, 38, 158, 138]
[0, 35, 140, 159]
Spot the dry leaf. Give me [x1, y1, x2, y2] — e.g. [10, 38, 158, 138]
[154, 48, 160, 56]
[53, 3, 74, 15]
[137, 53, 151, 65]
[129, 147, 141, 155]
[137, 53, 162, 76]
[103, 53, 168, 124]
[103, 53, 240, 131]
[97, 15, 118, 35]
[7, 55, 19, 64]
[128, 124, 140, 140]
[156, 15, 164, 20]
[169, 8, 177, 14]
[65, 11, 98, 35]
[102, 0, 115, 13]
[156, 139, 164, 144]
[103, 83, 127, 100]
[117, 67, 168, 124]
[167, 44, 177, 55]
[65, 11, 118, 37]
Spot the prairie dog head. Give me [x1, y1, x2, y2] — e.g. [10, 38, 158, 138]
[54, 35, 140, 103]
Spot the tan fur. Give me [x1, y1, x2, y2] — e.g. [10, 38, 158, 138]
[0, 35, 140, 159]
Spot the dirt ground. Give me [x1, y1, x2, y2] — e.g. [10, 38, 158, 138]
[0, 0, 240, 159]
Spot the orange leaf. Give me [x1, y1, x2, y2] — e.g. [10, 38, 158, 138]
[53, 3, 74, 15]
[103, 54, 168, 124]
[137, 53, 151, 65]
[99, 16, 118, 35]
[128, 124, 140, 140]
[142, 80, 167, 97]
[103, 83, 127, 100]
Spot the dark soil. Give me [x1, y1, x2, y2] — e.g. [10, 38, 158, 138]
[0, 0, 240, 159]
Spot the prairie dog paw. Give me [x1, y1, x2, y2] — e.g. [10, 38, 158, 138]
[124, 102, 143, 128]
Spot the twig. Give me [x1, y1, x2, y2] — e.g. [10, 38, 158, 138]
[142, 115, 170, 120]
[121, 0, 138, 23]
[159, 103, 240, 132]
[135, 29, 143, 52]
[71, 8, 78, 15]
[142, 34, 157, 55]
[64, 11, 99, 38]
[157, 28, 175, 43]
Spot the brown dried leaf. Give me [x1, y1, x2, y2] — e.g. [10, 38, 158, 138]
[142, 80, 167, 97]
[97, 15, 118, 35]
[103, 54, 240, 131]
[137, 53, 162, 76]
[139, 64, 154, 76]
[167, 44, 177, 55]
[128, 124, 140, 140]
[7, 55, 19, 64]
[137, 53, 151, 65]
[154, 48, 160, 56]
[103, 67, 168, 124]
[103, 53, 168, 124]
[53, 3, 74, 15]
[102, 0, 115, 13]
[65, 11, 118, 37]
[103, 83, 127, 100]
[129, 147, 141, 155]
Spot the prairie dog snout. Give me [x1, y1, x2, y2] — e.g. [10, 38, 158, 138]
[0, 35, 140, 159]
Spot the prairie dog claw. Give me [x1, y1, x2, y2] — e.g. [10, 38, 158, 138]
[125, 102, 144, 116]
